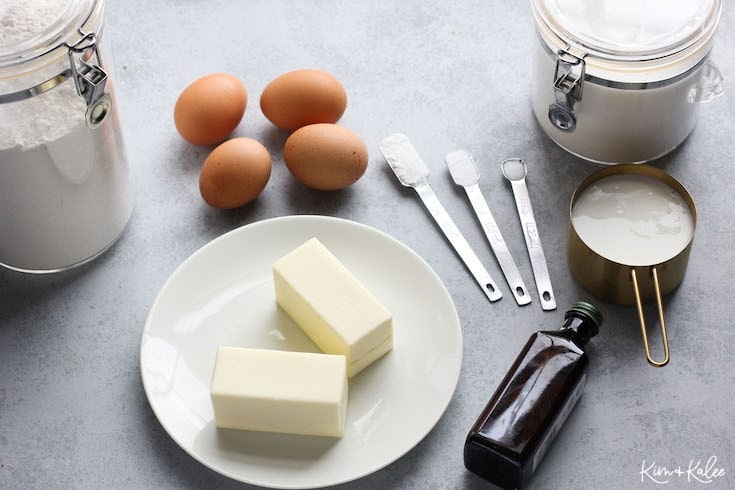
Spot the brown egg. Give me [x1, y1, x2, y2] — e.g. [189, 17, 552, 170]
[174, 73, 247, 146]
[260, 69, 347, 132]
[283, 123, 368, 190]
[199, 138, 271, 209]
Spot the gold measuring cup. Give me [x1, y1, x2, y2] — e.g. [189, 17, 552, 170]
[568, 164, 697, 367]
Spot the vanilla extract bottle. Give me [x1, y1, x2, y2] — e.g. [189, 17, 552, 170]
[464, 302, 603, 489]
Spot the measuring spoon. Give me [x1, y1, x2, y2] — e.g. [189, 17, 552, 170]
[445, 150, 531, 306]
[501, 158, 556, 310]
[379, 133, 502, 302]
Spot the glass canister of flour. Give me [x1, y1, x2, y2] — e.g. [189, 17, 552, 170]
[531, 0, 724, 164]
[0, 0, 133, 273]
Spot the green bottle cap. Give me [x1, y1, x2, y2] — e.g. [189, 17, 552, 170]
[570, 301, 603, 329]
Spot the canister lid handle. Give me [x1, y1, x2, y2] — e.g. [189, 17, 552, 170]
[66, 30, 111, 129]
[548, 49, 585, 133]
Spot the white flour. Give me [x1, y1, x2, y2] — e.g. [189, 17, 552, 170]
[0, 0, 68, 46]
[0, 0, 133, 272]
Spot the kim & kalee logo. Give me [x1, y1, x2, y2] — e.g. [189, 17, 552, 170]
[640, 455, 726, 484]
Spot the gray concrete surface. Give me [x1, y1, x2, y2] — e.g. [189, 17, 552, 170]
[2, 1, 734, 488]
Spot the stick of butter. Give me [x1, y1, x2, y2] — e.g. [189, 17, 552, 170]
[273, 237, 394, 377]
[210, 346, 348, 437]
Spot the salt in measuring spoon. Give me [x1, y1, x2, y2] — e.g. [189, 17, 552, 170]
[445, 150, 531, 306]
[379, 133, 502, 302]
[501, 158, 556, 310]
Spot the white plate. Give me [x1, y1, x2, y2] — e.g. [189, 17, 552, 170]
[140, 215, 462, 488]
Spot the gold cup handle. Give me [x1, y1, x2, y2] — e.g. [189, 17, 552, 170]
[630, 268, 670, 367]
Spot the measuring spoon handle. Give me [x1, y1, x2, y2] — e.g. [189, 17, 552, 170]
[465, 184, 531, 306]
[414, 183, 502, 302]
[509, 179, 556, 310]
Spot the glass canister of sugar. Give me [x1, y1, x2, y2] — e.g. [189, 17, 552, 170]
[530, 0, 724, 164]
[0, 0, 133, 273]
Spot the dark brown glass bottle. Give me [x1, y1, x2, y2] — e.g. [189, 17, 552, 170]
[464, 302, 602, 489]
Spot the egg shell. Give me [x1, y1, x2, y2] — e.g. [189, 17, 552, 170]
[174, 73, 247, 146]
[199, 137, 271, 209]
[283, 123, 368, 191]
[260, 69, 347, 132]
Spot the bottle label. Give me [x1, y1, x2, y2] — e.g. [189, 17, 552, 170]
[531, 373, 587, 474]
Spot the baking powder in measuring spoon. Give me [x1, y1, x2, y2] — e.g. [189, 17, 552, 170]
[571, 174, 694, 266]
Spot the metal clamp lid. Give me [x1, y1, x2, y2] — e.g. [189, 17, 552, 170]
[66, 30, 111, 128]
[548, 49, 585, 132]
